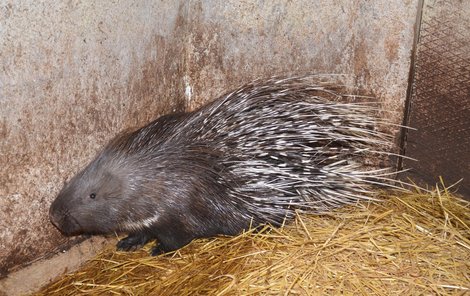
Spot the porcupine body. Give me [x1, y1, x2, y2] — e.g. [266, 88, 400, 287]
[49, 75, 403, 255]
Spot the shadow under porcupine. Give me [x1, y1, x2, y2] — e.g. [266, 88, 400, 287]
[49, 75, 410, 255]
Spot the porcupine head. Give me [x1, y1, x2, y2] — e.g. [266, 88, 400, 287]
[49, 150, 142, 237]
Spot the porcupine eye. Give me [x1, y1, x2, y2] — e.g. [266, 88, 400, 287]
[89, 193, 96, 199]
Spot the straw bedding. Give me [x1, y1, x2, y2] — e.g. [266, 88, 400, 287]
[35, 187, 469, 295]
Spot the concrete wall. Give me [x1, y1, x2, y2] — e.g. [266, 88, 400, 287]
[0, 0, 187, 276]
[183, 0, 418, 118]
[0, 0, 419, 278]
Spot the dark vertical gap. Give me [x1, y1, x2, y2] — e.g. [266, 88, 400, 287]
[397, 0, 425, 172]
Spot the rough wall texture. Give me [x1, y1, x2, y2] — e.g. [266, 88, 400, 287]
[0, 0, 187, 276]
[0, 0, 418, 276]
[183, 0, 418, 118]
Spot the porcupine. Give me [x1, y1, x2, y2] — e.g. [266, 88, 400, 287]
[49, 75, 406, 255]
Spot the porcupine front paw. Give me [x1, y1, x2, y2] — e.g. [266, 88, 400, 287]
[116, 233, 152, 251]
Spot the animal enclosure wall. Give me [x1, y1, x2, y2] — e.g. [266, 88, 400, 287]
[401, 0, 470, 198]
[1, 0, 419, 285]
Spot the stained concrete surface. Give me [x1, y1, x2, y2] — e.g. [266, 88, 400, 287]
[0, 0, 187, 277]
[0, 0, 419, 287]
[183, 0, 418, 119]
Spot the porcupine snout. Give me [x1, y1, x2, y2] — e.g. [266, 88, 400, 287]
[49, 196, 80, 235]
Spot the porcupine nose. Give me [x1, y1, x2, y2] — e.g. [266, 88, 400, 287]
[49, 202, 63, 230]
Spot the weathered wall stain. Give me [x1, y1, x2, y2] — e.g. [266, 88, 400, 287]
[0, 0, 187, 276]
[0, 0, 418, 276]
[184, 1, 417, 123]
